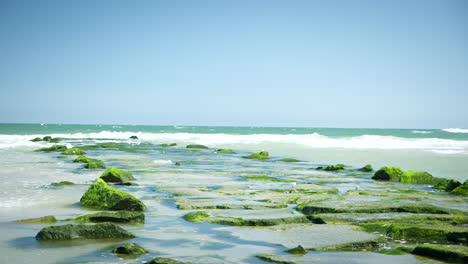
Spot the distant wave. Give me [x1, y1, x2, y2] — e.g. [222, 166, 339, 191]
[1, 131, 468, 154]
[412, 130, 433, 134]
[442, 128, 468, 133]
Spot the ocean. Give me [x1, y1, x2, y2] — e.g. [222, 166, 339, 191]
[0, 123, 466, 263]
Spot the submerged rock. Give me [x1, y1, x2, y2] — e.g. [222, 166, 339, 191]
[216, 149, 236, 153]
[100, 168, 136, 183]
[297, 203, 457, 215]
[358, 164, 373, 172]
[285, 245, 307, 255]
[30, 137, 43, 142]
[400, 170, 443, 184]
[145, 258, 192, 264]
[51, 181, 75, 187]
[186, 144, 209, 149]
[15, 215, 58, 224]
[129, 136, 139, 139]
[84, 161, 106, 169]
[278, 158, 301, 162]
[317, 164, 346, 171]
[243, 151, 269, 160]
[372, 166, 403, 181]
[112, 242, 148, 257]
[73, 155, 93, 163]
[35, 145, 68, 152]
[72, 211, 145, 224]
[80, 179, 146, 211]
[412, 244, 468, 263]
[433, 179, 462, 192]
[182, 211, 210, 223]
[35, 223, 135, 240]
[175, 161, 181, 166]
[62, 147, 86, 155]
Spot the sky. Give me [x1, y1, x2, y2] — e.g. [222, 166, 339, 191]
[0, 0, 467, 128]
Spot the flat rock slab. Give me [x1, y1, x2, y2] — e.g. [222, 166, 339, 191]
[35, 223, 135, 240]
[216, 224, 378, 249]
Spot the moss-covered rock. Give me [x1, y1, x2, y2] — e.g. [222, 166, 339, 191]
[62, 147, 86, 155]
[372, 166, 403, 181]
[35, 223, 135, 240]
[285, 245, 307, 255]
[100, 168, 136, 183]
[317, 164, 346, 171]
[30, 137, 43, 142]
[145, 258, 192, 264]
[313, 237, 387, 252]
[177, 204, 287, 210]
[297, 203, 457, 215]
[35, 145, 68, 152]
[175, 162, 181, 166]
[159, 143, 177, 147]
[400, 170, 443, 184]
[112, 243, 148, 257]
[129, 136, 139, 139]
[412, 244, 468, 263]
[51, 181, 75, 187]
[358, 164, 373, 172]
[208, 216, 324, 226]
[243, 175, 294, 182]
[80, 179, 146, 211]
[243, 151, 269, 160]
[42, 136, 53, 142]
[182, 211, 211, 223]
[256, 254, 299, 264]
[73, 155, 93, 163]
[433, 179, 462, 192]
[15, 215, 58, 224]
[71, 211, 145, 224]
[278, 158, 301, 162]
[186, 144, 208, 149]
[216, 149, 235, 153]
[451, 181, 468, 196]
[84, 161, 106, 169]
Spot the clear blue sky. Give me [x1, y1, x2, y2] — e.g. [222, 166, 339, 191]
[1, 0, 467, 128]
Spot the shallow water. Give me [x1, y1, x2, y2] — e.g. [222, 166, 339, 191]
[0, 125, 465, 263]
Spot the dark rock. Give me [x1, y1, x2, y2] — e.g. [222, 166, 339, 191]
[72, 211, 145, 224]
[35, 223, 135, 240]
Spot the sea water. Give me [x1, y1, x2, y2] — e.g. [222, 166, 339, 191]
[0, 123, 465, 263]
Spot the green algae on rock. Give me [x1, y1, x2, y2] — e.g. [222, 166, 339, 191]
[71, 211, 145, 224]
[62, 147, 86, 155]
[186, 144, 209, 149]
[35, 145, 68, 152]
[358, 164, 373, 172]
[412, 244, 468, 263]
[316, 164, 346, 171]
[30, 137, 43, 142]
[112, 242, 148, 257]
[285, 245, 307, 255]
[372, 166, 403, 181]
[15, 215, 58, 224]
[145, 257, 192, 264]
[256, 254, 299, 264]
[84, 161, 106, 169]
[100, 168, 136, 183]
[177, 204, 287, 210]
[205, 216, 324, 226]
[182, 211, 210, 223]
[313, 237, 388, 252]
[80, 179, 146, 211]
[399, 170, 443, 184]
[51, 181, 75, 187]
[243, 151, 269, 160]
[297, 203, 458, 215]
[278, 158, 301, 162]
[451, 180, 468, 196]
[433, 179, 462, 192]
[35, 223, 135, 240]
[243, 175, 294, 182]
[216, 149, 236, 153]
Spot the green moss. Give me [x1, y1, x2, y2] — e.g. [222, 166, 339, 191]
[400, 170, 443, 184]
[186, 144, 208, 149]
[159, 143, 177, 147]
[317, 164, 346, 171]
[314, 238, 387, 251]
[100, 168, 136, 183]
[412, 244, 468, 263]
[256, 254, 299, 264]
[243, 175, 294, 182]
[35, 145, 68, 152]
[216, 149, 236, 153]
[145, 257, 192, 264]
[378, 249, 409, 255]
[51, 181, 75, 186]
[80, 179, 146, 211]
[358, 164, 373, 172]
[297, 204, 457, 215]
[73, 155, 93, 163]
[35, 223, 135, 240]
[182, 211, 210, 222]
[372, 166, 403, 181]
[243, 151, 269, 160]
[30, 137, 43, 142]
[285, 245, 307, 255]
[84, 161, 106, 169]
[451, 181, 468, 196]
[71, 211, 144, 224]
[80, 143, 149, 153]
[15, 215, 58, 224]
[112, 242, 148, 257]
[175, 161, 181, 166]
[208, 216, 323, 226]
[278, 158, 301, 162]
[433, 179, 462, 192]
[177, 204, 287, 210]
[62, 147, 86, 155]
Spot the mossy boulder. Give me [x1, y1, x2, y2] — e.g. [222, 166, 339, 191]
[159, 143, 177, 147]
[175, 162, 181, 166]
[62, 147, 86, 155]
[358, 164, 373, 172]
[317, 164, 346, 171]
[84, 161, 106, 169]
[451, 181, 468, 196]
[51, 181, 75, 187]
[73, 155, 93, 163]
[15, 215, 58, 224]
[278, 158, 301, 162]
[30, 137, 43, 142]
[216, 149, 235, 153]
[129, 136, 139, 139]
[112, 243, 148, 257]
[186, 144, 208, 149]
[100, 168, 136, 183]
[433, 179, 462, 192]
[182, 211, 210, 223]
[243, 151, 269, 160]
[80, 179, 146, 211]
[35, 223, 135, 240]
[372, 166, 403, 181]
[412, 244, 468, 263]
[297, 203, 457, 215]
[400, 170, 443, 184]
[35, 145, 68, 152]
[285, 245, 307, 255]
[72, 211, 145, 224]
[145, 258, 192, 264]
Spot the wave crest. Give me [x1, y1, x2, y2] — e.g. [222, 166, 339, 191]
[442, 128, 468, 133]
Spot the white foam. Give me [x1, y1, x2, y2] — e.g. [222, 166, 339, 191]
[153, 160, 172, 165]
[442, 128, 468, 133]
[412, 130, 433, 134]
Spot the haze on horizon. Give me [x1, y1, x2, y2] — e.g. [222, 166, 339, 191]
[0, 0, 467, 129]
